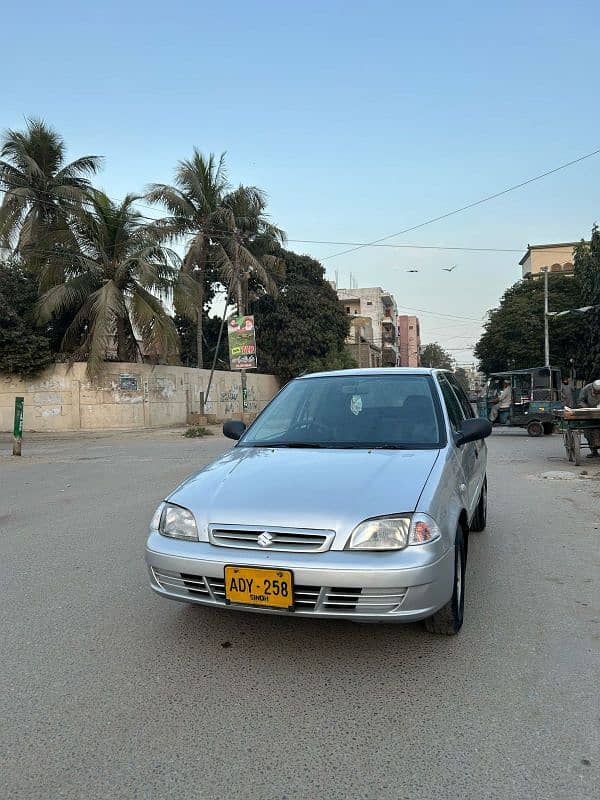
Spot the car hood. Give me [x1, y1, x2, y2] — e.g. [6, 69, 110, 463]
[168, 446, 440, 549]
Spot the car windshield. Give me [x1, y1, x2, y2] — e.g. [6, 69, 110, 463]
[240, 374, 444, 449]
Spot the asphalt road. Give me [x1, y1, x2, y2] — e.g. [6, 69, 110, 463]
[1, 428, 599, 800]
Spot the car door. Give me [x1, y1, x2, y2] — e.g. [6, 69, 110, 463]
[446, 373, 486, 513]
[437, 374, 479, 516]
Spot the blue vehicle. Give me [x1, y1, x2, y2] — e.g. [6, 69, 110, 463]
[478, 366, 563, 436]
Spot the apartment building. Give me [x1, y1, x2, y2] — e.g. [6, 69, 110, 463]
[335, 285, 399, 366]
[519, 242, 584, 279]
[345, 316, 382, 368]
[397, 315, 421, 367]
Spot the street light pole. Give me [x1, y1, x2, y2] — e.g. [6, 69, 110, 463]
[543, 267, 550, 367]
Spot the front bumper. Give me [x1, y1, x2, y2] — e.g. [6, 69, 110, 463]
[145, 533, 454, 622]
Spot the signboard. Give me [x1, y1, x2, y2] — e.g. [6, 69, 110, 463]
[13, 397, 24, 438]
[13, 396, 24, 456]
[119, 374, 138, 391]
[227, 315, 257, 370]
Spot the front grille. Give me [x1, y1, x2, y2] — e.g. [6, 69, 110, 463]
[208, 525, 334, 553]
[323, 587, 363, 609]
[152, 568, 406, 615]
[292, 586, 321, 610]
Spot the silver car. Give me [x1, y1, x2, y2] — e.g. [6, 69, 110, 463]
[146, 368, 491, 634]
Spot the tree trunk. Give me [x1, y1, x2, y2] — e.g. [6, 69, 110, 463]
[233, 253, 249, 419]
[116, 317, 132, 362]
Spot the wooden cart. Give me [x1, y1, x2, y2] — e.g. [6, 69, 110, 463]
[555, 407, 600, 466]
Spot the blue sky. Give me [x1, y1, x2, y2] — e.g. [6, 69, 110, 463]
[2, 0, 600, 360]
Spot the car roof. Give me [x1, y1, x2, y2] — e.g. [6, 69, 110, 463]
[489, 366, 560, 377]
[297, 367, 447, 379]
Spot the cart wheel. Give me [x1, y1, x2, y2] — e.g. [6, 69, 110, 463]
[572, 432, 581, 466]
[527, 420, 544, 437]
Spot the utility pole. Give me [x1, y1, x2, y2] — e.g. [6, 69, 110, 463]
[235, 251, 249, 421]
[543, 267, 550, 367]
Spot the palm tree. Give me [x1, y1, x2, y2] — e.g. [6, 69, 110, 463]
[215, 185, 286, 316]
[0, 118, 101, 259]
[37, 190, 180, 378]
[146, 150, 229, 368]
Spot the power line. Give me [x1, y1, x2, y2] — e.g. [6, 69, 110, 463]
[0, 183, 526, 255]
[4, 144, 600, 263]
[321, 146, 600, 260]
[396, 304, 481, 322]
[287, 239, 521, 253]
[0, 178, 549, 261]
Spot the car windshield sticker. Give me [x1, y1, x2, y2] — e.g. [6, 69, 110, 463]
[350, 395, 363, 416]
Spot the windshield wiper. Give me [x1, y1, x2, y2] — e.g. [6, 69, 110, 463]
[249, 442, 326, 448]
[368, 444, 412, 450]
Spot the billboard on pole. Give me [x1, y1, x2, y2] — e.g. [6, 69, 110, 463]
[227, 315, 257, 370]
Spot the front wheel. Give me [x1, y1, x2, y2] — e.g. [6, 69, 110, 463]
[527, 420, 544, 437]
[424, 526, 466, 635]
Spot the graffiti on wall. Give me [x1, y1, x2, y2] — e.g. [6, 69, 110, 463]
[204, 383, 258, 414]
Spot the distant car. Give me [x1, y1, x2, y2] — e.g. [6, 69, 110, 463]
[146, 368, 491, 634]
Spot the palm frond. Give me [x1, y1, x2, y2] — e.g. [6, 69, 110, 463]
[173, 270, 202, 319]
[145, 184, 197, 223]
[0, 193, 25, 247]
[36, 273, 99, 323]
[0, 161, 27, 190]
[56, 155, 103, 181]
[86, 281, 128, 378]
[61, 298, 94, 354]
[130, 285, 179, 362]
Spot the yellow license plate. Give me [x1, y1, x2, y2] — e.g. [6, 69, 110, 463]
[224, 566, 294, 610]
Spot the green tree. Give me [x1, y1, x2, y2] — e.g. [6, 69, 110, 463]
[475, 275, 583, 376]
[420, 342, 454, 369]
[0, 118, 101, 260]
[254, 249, 352, 383]
[146, 150, 229, 368]
[0, 260, 53, 376]
[36, 191, 180, 378]
[574, 225, 600, 380]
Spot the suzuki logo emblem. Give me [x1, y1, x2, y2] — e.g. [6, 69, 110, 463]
[257, 531, 274, 548]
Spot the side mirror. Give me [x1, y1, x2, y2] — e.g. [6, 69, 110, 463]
[455, 417, 492, 446]
[223, 419, 247, 441]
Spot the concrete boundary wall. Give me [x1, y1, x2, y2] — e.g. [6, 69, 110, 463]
[0, 363, 279, 432]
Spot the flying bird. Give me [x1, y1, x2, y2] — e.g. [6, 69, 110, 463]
[406, 269, 419, 273]
[442, 265, 457, 272]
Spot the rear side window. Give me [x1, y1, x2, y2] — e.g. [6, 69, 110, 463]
[447, 374, 475, 419]
[437, 375, 464, 431]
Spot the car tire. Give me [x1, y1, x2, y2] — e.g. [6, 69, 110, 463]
[470, 477, 487, 532]
[424, 526, 466, 635]
[543, 422, 554, 435]
[527, 420, 544, 437]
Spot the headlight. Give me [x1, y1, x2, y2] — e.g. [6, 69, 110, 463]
[348, 516, 411, 550]
[152, 502, 198, 541]
[348, 513, 441, 550]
